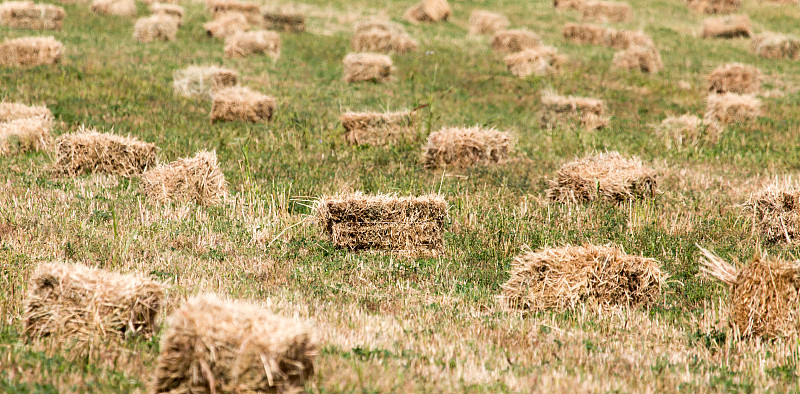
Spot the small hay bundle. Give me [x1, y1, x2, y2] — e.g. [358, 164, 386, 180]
[422, 126, 511, 168]
[340, 110, 419, 146]
[491, 29, 542, 53]
[687, 0, 741, 14]
[563, 23, 653, 49]
[0, 1, 65, 30]
[343, 52, 393, 83]
[702, 14, 751, 38]
[547, 151, 658, 203]
[743, 183, 800, 243]
[657, 114, 723, 147]
[0, 101, 51, 121]
[707, 63, 762, 94]
[554, 0, 583, 9]
[224, 30, 280, 58]
[404, 0, 450, 23]
[134, 14, 179, 43]
[90, 0, 136, 16]
[141, 150, 227, 206]
[54, 126, 157, 176]
[0, 116, 52, 155]
[578, 1, 632, 23]
[149, 2, 184, 26]
[700, 248, 800, 338]
[210, 86, 276, 123]
[263, 7, 305, 32]
[153, 294, 317, 393]
[504, 46, 566, 78]
[705, 92, 761, 124]
[173, 65, 238, 99]
[612, 45, 663, 73]
[23, 262, 164, 340]
[314, 193, 448, 256]
[501, 244, 666, 312]
[468, 10, 509, 35]
[206, 0, 259, 21]
[352, 21, 418, 53]
[204, 12, 250, 38]
[540, 91, 608, 131]
[0, 36, 63, 67]
[751, 32, 800, 60]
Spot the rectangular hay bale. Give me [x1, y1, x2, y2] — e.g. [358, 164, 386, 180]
[149, 2, 184, 26]
[422, 126, 511, 168]
[343, 52, 393, 83]
[404, 0, 450, 23]
[224, 30, 280, 58]
[504, 46, 566, 78]
[0, 116, 52, 155]
[547, 151, 658, 203]
[612, 45, 663, 73]
[563, 23, 653, 49]
[656, 114, 723, 148]
[351, 21, 418, 53]
[540, 90, 608, 131]
[54, 126, 158, 176]
[707, 62, 762, 94]
[491, 29, 541, 53]
[91, 0, 136, 16]
[0, 36, 63, 67]
[687, 0, 741, 14]
[751, 32, 800, 60]
[134, 14, 179, 43]
[210, 86, 275, 123]
[702, 14, 751, 38]
[140, 150, 228, 206]
[578, 0, 632, 23]
[262, 7, 305, 32]
[704, 92, 761, 124]
[468, 10, 509, 35]
[0, 1, 65, 30]
[340, 110, 419, 146]
[173, 65, 238, 98]
[204, 12, 250, 38]
[0, 101, 51, 121]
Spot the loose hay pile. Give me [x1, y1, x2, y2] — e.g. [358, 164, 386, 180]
[149, 2, 184, 25]
[700, 248, 800, 338]
[173, 65, 238, 99]
[314, 193, 448, 257]
[0, 101, 51, 121]
[54, 126, 158, 176]
[23, 262, 164, 340]
[263, 7, 305, 32]
[613, 45, 663, 73]
[422, 126, 511, 168]
[705, 93, 761, 124]
[204, 12, 250, 38]
[90, 0, 136, 16]
[0, 36, 63, 67]
[210, 86, 275, 123]
[224, 30, 280, 58]
[343, 52, 393, 83]
[468, 10, 509, 35]
[751, 32, 800, 60]
[656, 114, 723, 147]
[0, 116, 52, 155]
[352, 21, 418, 53]
[743, 182, 800, 243]
[707, 63, 762, 94]
[702, 14, 751, 38]
[547, 151, 658, 203]
[404, 0, 450, 23]
[540, 91, 608, 131]
[134, 14, 179, 43]
[504, 46, 566, 78]
[153, 294, 317, 393]
[501, 244, 666, 312]
[563, 23, 653, 49]
[687, 0, 741, 14]
[578, 1, 632, 22]
[141, 150, 228, 206]
[0, 1, 65, 30]
[492, 29, 541, 53]
[340, 110, 419, 146]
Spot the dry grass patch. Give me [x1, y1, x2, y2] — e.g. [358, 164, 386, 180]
[705, 92, 761, 124]
[204, 12, 250, 38]
[173, 65, 238, 99]
[404, 0, 450, 23]
[0, 36, 63, 67]
[224, 30, 280, 58]
[468, 10, 509, 35]
[547, 151, 658, 203]
[149, 2, 183, 25]
[578, 1, 632, 23]
[0, 116, 52, 155]
[53, 126, 158, 176]
[133, 14, 178, 43]
[540, 90, 608, 131]
[742, 181, 800, 243]
[702, 14, 751, 38]
[263, 6, 306, 32]
[90, 0, 135, 16]
[655, 114, 723, 148]
[141, 150, 228, 206]
[687, 0, 741, 14]
[504, 46, 566, 78]
[491, 29, 541, 53]
[210, 86, 276, 123]
[343, 52, 392, 83]
[613, 45, 663, 73]
[564, 24, 654, 49]
[0, 1, 65, 30]
[751, 32, 800, 60]
[707, 62, 762, 94]
[422, 126, 512, 169]
[352, 21, 417, 53]
[340, 110, 419, 146]
[0, 101, 51, 121]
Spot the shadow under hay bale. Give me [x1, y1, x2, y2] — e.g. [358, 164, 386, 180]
[352, 21, 418, 53]
[705, 92, 761, 124]
[540, 90, 608, 131]
[656, 114, 723, 148]
[613, 45, 663, 73]
[134, 14, 178, 43]
[501, 244, 667, 312]
[504, 46, 566, 78]
[687, 0, 741, 14]
[547, 151, 658, 203]
[0, 101, 51, 121]
[173, 65, 238, 99]
[54, 126, 158, 176]
[700, 247, 800, 338]
[707, 63, 762, 94]
[341, 110, 419, 146]
[0, 116, 52, 156]
[23, 262, 164, 340]
[578, 0, 632, 23]
[263, 7, 305, 32]
[210, 86, 275, 123]
[224, 30, 280, 58]
[404, 0, 450, 23]
[141, 150, 227, 206]
[743, 182, 800, 243]
[315, 192, 448, 257]
[751, 32, 800, 60]
[204, 12, 250, 38]
[0, 1, 65, 30]
[491, 29, 541, 53]
[0, 36, 63, 67]
[702, 14, 751, 38]
[149, 2, 183, 26]
[468, 10, 509, 35]
[152, 294, 317, 393]
[343, 52, 393, 83]
[90, 0, 136, 16]
[422, 126, 511, 168]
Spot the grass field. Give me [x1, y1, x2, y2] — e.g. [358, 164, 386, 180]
[2, 0, 800, 391]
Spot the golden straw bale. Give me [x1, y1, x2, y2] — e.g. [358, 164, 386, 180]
[613, 45, 663, 73]
[468, 10, 509, 35]
[705, 92, 761, 124]
[491, 29, 541, 53]
[707, 63, 762, 94]
[563, 23, 653, 49]
[687, 0, 741, 13]
[751, 32, 800, 60]
[54, 126, 157, 176]
[540, 90, 608, 131]
[204, 12, 250, 38]
[0, 1, 65, 30]
[149, 2, 183, 26]
[134, 14, 178, 43]
[153, 294, 318, 393]
[224, 30, 280, 58]
[343, 52, 393, 83]
[210, 86, 276, 123]
[0, 116, 52, 155]
[742, 182, 800, 243]
[702, 14, 751, 38]
[352, 21, 418, 53]
[206, 0, 259, 22]
[0, 36, 63, 67]
[656, 114, 723, 148]
[554, 0, 583, 9]
[422, 126, 511, 168]
[404, 0, 450, 23]
[578, 1, 632, 22]
[340, 110, 419, 146]
[0, 101, 51, 121]
[314, 192, 448, 257]
[140, 150, 227, 206]
[90, 0, 136, 16]
[547, 151, 658, 203]
[504, 46, 566, 78]
[263, 6, 305, 32]
[23, 261, 164, 340]
[501, 244, 666, 312]
[173, 65, 238, 99]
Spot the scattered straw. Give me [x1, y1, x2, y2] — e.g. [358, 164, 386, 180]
[687, 0, 741, 13]
[210, 86, 276, 123]
[563, 23, 653, 49]
[702, 14, 751, 38]
[547, 151, 658, 203]
[343, 52, 393, 83]
[53, 126, 158, 176]
[90, 0, 136, 16]
[578, 1, 632, 23]
[224, 30, 280, 58]
[141, 150, 228, 206]
[540, 90, 608, 131]
[352, 21, 418, 53]
[422, 126, 511, 168]
[492, 29, 541, 53]
[340, 110, 419, 146]
[504, 46, 566, 78]
[613, 45, 663, 73]
[173, 65, 238, 99]
[149, 2, 183, 26]
[468, 10, 509, 35]
[751, 32, 800, 60]
[0, 1, 65, 30]
[134, 14, 179, 43]
[263, 6, 305, 32]
[0, 116, 52, 155]
[743, 182, 800, 243]
[0, 101, 51, 121]
[204, 12, 250, 38]
[656, 114, 723, 148]
[705, 92, 761, 124]
[0, 36, 63, 67]
[404, 0, 450, 23]
[707, 63, 762, 94]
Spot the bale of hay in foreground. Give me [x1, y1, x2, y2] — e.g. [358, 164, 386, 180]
[707, 63, 762, 94]
[404, 0, 450, 23]
[751, 32, 800, 60]
[263, 7, 305, 32]
[612, 45, 663, 73]
[90, 0, 136, 16]
[204, 12, 250, 38]
[687, 0, 741, 14]
[540, 90, 608, 131]
[504, 46, 566, 78]
[224, 30, 280, 58]
[352, 21, 418, 53]
[340, 110, 419, 146]
[314, 192, 448, 257]
[491, 29, 541, 53]
[343, 52, 393, 83]
[501, 244, 666, 312]
[702, 14, 751, 38]
[468, 10, 509, 35]
[141, 150, 228, 206]
[149, 2, 184, 26]
[0, 1, 65, 30]
[422, 126, 511, 168]
[134, 14, 179, 43]
[153, 294, 317, 394]
[742, 182, 800, 243]
[578, 0, 632, 23]
[699, 247, 800, 338]
[563, 23, 653, 49]
[173, 65, 238, 99]
[0, 116, 52, 155]
[23, 261, 164, 340]
[547, 151, 658, 203]
[656, 114, 723, 148]
[54, 126, 158, 176]
[210, 86, 275, 123]
[705, 92, 761, 124]
[0, 101, 51, 121]
[0, 36, 63, 67]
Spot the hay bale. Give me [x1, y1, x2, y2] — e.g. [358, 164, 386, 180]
[23, 261, 164, 340]
[262, 7, 305, 32]
[705, 92, 761, 124]
[578, 1, 632, 23]
[206, 0, 259, 22]
[468, 10, 509, 35]
[141, 150, 227, 206]
[224, 30, 280, 58]
[210, 86, 276, 123]
[404, 0, 450, 23]
[540, 90, 608, 131]
[0, 101, 51, 121]
[173, 65, 238, 99]
[204, 12, 250, 38]
[491, 29, 542, 53]
[0, 1, 65, 30]
[742, 182, 800, 243]
[90, 0, 136, 16]
[0, 36, 63, 67]
[0, 116, 52, 155]
[707, 63, 762, 94]
[563, 23, 653, 49]
[343, 52, 393, 83]
[501, 244, 666, 312]
[751, 32, 800, 60]
[702, 14, 751, 38]
[340, 110, 419, 146]
[554, 0, 583, 9]
[54, 126, 157, 176]
[656, 114, 723, 147]
[149, 2, 183, 26]
[504, 46, 566, 78]
[612, 45, 663, 73]
[134, 14, 178, 43]
[547, 151, 658, 203]
[352, 21, 418, 53]
[153, 294, 317, 393]
[700, 248, 800, 338]
[314, 192, 448, 257]
[687, 0, 741, 14]
[422, 126, 511, 168]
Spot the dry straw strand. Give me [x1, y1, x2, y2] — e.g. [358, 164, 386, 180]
[751, 32, 800, 60]
[468, 10, 509, 35]
[504, 46, 566, 78]
[173, 65, 238, 99]
[540, 90, 608, 131]
[224, 30, 280, 58]
[90, 0, 136, 16]
[547, 151, 658, 203]
[707, 62, 762, 94]
[210, 86, 276, 123]
[613, 45, 663, 73]
[704, 92, 761, 124]
[53, 126, 158, 176]
[0, 36, 63, 67]
[204, 12, 250, 38]
[352, 21, 418, 53]
[0, 1, 65, 30]
[404, 0, 450, 23]
[422, 126, 512, 168]
[340, 110, 419, 146]
[140, 150, 228, 206]
[491, 29, 541, 53]
[702, 14, 752, 38]
[0, 116, 53, 155]
[343, 52, 393, 83]
[578, 1, 632, 22]
[134, 14, 179, 43]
